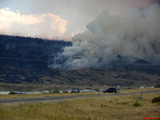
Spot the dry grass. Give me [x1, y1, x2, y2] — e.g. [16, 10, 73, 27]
[0, 93, 160, 120]
[119, 87, 159, 93]
[0, 88, 158, 100]
[0, 92, 97, 99]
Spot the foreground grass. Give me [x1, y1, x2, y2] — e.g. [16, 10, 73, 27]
[0, 93, 160, 120]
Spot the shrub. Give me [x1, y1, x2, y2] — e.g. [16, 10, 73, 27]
[63, 91, 68, 93]
[9, 91, 17, 94]
[53, 91, 60, 93]
[133, 102, 141, 107]
[100, 104, 107, 108]
[152, 96, 160, 103]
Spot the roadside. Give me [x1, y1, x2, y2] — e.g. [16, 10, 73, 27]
[0, 89, 160, 104]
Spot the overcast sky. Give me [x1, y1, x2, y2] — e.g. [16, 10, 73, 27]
[0, 0, 159, 40]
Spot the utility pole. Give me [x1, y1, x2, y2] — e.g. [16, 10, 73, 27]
[141, 89, 142, 101]
[97, 89, 100, 97]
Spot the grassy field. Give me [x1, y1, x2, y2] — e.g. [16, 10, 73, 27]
[0, 92, 160, 120]
[0, 87, 159, 99]
[0, 92, 98, 99]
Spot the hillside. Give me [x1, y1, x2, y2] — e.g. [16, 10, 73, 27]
[0, 35, 71, 68]
[0, 35, 160, 89]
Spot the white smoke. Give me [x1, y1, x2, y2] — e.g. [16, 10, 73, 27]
[52, 3, 160, 69]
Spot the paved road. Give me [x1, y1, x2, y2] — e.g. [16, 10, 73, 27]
[0, 89, 160, 104]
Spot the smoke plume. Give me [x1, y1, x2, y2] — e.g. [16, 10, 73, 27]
[51, 3, 160, 69]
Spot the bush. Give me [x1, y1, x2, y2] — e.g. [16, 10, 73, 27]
[63, 91, 68, 93]
[152, 96, 160, 103]
[133, 102, 141, 107]
[53, 91, 60, 93]
[9, 91, 17, 94]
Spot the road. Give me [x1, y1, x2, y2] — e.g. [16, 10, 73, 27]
[0, 89, 160, 104]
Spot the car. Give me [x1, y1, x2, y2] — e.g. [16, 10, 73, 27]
[71, 88, 80, 93]
[103, 88, 117, 93]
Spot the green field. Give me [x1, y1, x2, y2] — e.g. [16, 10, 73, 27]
[0, 91, 159, 120]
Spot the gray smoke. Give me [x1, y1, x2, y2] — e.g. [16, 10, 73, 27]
[51, 3, 160, 69]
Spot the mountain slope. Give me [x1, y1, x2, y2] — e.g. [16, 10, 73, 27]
[0, 35, 71, 68]
[0, 35, 160, 86]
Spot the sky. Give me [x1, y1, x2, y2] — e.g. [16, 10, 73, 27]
[0, 0, 159, 40]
